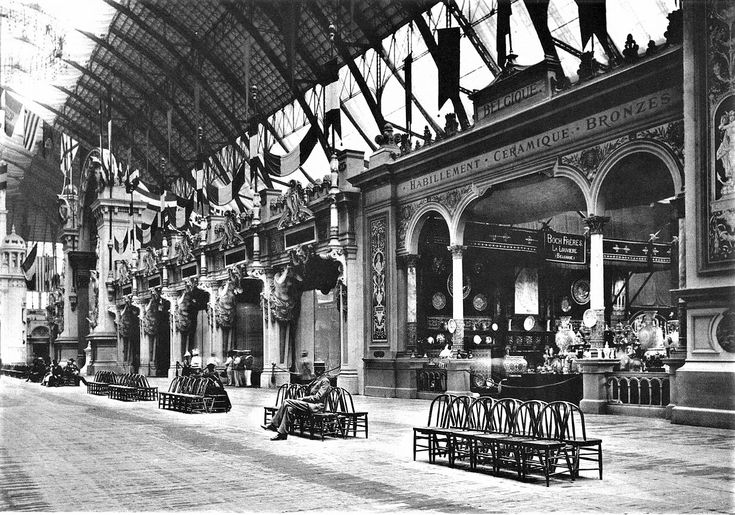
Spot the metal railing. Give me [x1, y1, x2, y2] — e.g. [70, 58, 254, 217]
[417, 367, 447, 393]
[606, 372, 670, 406]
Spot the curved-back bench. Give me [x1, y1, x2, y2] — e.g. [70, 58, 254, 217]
[87, 371, 117, 396]
[159, 376, 228, 413]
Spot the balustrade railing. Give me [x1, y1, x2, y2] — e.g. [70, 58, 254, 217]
[606, 372, 670, 407]
[417, 366, 447, 393]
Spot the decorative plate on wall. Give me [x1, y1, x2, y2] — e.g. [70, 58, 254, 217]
[571, 278, 591, 305]
[473, 293, 488, 312]
[524, 315, 536, 331]
[432, 292, 447, 310]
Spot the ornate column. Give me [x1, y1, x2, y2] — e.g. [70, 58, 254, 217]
[405, 254, 420, 355]
[448, 245, 466, 351]
[55, 229, 80, 360]
[672, 193, 687, 357]
[584, 215, 609, 348]
[162, 287, 179, 379]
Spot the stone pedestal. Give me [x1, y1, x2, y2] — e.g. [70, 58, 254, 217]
[662, 356, 686, 419]
[86, 332, 118, 374]
[445, 360, 473, 397]
[578, 358, 618, 414]
[53, 336, 79, 363]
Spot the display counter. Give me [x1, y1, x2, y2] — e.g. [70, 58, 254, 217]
[471, 372, 582, 404]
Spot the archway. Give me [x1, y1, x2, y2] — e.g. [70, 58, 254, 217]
[414, 212, 452, 356]
[456, 173, 588, 368]
[593, 148, 680, 350]
[232, 278, 264, 386]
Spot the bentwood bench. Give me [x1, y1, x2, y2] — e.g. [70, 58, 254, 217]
[335, 387, 369, 438]
[158, 376, 229, 413]
[87, 371, 116, 396]
[107, 374, 158, 401]
[1, 364, 30, 379]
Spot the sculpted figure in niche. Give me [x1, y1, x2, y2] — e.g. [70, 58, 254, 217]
[176, 277, 202, 354]
[141, 247, 158, 275]
[118, 294, 139, 363]
[87, 270, 99, 330]
[214, 210, 245, 250]
[215, 267, 242, 352]
[716, 109, 735, 196]
[278, 180, 313, 229]
[176, 231, 195, 264]
[142, 287, 163, 366]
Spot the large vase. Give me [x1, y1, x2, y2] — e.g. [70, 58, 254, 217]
[637, 311, 663, 351]
[555, 316, 576, 352]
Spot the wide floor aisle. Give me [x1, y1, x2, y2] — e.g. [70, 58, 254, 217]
[0, 376, 733, 513]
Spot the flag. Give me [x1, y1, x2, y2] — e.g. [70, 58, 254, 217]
[497, 0, 512, 69]
[206, 161, 248, 206]
[22, 243, 38, 289]
[263, 125, 319, 177]
[324, 60, 341, 139]
[114, 230, 129, 255]
[4, 90, 23, 138]
[22, 108, 42, 152]
[404, 52, 413, 129]
[437, 28, 461, 110]
[525, 0, 557, 60]
[576, 0, 607, 49]
[0, 161, 7, 190]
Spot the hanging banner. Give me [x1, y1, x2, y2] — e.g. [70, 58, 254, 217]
[543, 229, 587, 264]
[604, 238, 672, 267]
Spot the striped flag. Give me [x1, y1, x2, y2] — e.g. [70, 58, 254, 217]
[23, 108, 42, 151]
[61, 133, 79, 181]
[4, 90, 23, 138]
[22, 243, 38, 289]
[0, 161, 7, 190]
[206, 161, 249, 206]
[324, 61, 341, 139]
[263, 125, 319, 177]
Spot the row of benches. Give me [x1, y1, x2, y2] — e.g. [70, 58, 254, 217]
[413, 395, 602, 486]
[263, 383, 368, 440]
[0, 364, 30, 378]
[87, 371, 230, 413]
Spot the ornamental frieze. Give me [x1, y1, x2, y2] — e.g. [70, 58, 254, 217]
[709, 207, 735, 262]
[560, 120, 684, 181]
[397, 184, 474, 249]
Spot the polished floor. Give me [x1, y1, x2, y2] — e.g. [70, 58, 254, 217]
[0, 375, 733, 513]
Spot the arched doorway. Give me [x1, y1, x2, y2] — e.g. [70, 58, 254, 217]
[457, 173, 589, 367]
[594, 148, 680, 351]
[233, 278, 264, 386]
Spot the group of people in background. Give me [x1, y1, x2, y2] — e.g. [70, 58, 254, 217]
[178, 349, 254, 387]
[27, 356, 88, 387]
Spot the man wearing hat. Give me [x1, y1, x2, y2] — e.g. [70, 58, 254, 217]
[261, 374, 331, 441]
[62, 358, 88, 386]
[190, 349, 202, 372]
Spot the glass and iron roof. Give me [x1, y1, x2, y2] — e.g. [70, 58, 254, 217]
[0, 0, 678, 241]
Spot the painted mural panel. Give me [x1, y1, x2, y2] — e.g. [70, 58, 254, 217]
[370, 216, 387, 342]
[707, 0, 735, 266]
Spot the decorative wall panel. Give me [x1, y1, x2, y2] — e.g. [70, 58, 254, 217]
[370, 216, 388, 342]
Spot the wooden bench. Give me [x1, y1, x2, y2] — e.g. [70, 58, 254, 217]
[289, 386, 344, 440]
[1, 364, 30, 379]
[158, 376, 229, 413]
[263, 383, 306, 425]
[87, 371, 117, 396]
[107, 374, 158, 402]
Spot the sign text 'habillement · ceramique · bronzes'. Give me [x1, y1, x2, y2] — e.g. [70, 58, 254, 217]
[399, 88, 679, 195]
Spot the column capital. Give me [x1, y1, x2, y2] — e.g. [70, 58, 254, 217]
[584, 215, 610, 235]
[396, 253, 420, 270]
[447, 244, 466, 258]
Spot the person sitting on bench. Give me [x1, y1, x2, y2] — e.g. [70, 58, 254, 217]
[200, 363, 224, 389]
[261, 375, 331, 441]
[42, 360, 63, 387]
[62, 358, 88, 386]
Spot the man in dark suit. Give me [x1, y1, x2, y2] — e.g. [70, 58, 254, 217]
[261, 375, 331, 440]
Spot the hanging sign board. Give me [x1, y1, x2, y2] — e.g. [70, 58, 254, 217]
[543, 229, 587, 265]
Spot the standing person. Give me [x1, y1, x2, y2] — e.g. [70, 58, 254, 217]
[299, 351, 314, 382]
[224, 351, 236, 386]
[234, 352, 245, 387]
[243, 351, 254, 387]
[190, 350, 202, 373]
[260, 375, 331, 440]
[206, 353, 220, 367]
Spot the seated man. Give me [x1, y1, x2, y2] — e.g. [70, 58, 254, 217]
[261, 375, 331, 441]
[200, 363, 231, 411]
[62, 358, 88, 386]
[42, 360, 63, 387]
[200, 363, 224, 389]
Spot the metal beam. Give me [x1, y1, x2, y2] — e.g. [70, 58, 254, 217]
[49, 100, 162, 180]
[340, 102, 377, 151]
[139, 0, 248, 133]
[305, 3, 386, 132]
[445, 0, 501, 75]
[347, 6, 444, 137]
[225, 3, 330, 154]
[552, 36, 583, 58]
[413, 14, 470, 130]
[62, 58, 189, 174]
[99, 0, 240, 143]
